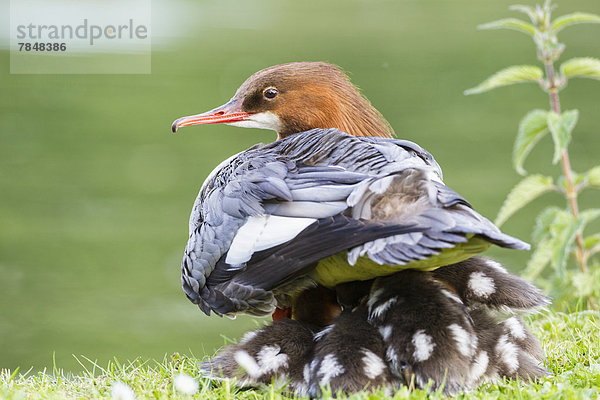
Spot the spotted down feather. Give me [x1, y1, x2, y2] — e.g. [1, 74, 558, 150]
[199, 257, 549, 396]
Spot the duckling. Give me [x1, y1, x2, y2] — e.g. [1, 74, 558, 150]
[199, 318, 316, 396]
[308, 306, 396, 397]
[200, 257, 548, 396]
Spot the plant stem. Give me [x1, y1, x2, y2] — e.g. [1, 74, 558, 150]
[544, 60, 588, 275]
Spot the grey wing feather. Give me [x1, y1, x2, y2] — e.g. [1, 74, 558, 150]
[180, 128, 529, 316]
[347, 171, 528, 267]
[182, 153, 292, 313]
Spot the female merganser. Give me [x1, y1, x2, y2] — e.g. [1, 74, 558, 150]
[171, 62, 529, 318]
[199, 257, 548, 396]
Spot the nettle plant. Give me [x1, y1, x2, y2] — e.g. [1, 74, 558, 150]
[466, 1, 600, 307]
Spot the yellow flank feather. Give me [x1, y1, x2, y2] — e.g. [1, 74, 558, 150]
[312, 235, 491, 287]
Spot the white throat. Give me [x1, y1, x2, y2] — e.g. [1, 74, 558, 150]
[226, 111, 283, 132]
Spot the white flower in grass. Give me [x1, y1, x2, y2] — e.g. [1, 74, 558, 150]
[174, 373, 199, 395]
[111, 381, 135, 400]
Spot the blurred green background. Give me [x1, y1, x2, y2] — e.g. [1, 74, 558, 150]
[1, 0, 599, 373]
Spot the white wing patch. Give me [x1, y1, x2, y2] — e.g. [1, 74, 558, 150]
[264, 201, 347, 218]
[225, 215, 316, 264]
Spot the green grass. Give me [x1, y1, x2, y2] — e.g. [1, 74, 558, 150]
[1, 0, 599, 379]
[2, 310, 599, 399]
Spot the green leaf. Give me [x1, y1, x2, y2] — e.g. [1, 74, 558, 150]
[584, 233, 600, 249]
[547, 110, 579, 164]
[464, 65, 544, 95]
[549, 211, 583, 275]
[513, 110, 550, 175]
[570, 271, 597, 297]
[495, 175, 554, 226]
[572, 171, 586, 186]
[478, 18, 537, 36]
[526, 208, 581, 278]
[557, 172, 586, 195]
[560, 57, 600, 81]
[524, 236, 553, 280]
[509, 5, 537, 23]
[552, 12, 600, 33]
[586, 165, 600, 187]
[584, 233, 600, 258]
[533, 206, 562, 243]
[580, 209, 600, 226]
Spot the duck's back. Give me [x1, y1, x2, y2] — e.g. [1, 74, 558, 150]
[181, 129, 528, 316]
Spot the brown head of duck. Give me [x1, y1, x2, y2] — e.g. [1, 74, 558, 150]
[172, 61, 394, 140]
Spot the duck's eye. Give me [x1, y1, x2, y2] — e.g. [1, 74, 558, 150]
[263, 87, 278, 100]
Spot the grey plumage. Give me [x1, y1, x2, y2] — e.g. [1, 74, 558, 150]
[182, 129, 530, 316]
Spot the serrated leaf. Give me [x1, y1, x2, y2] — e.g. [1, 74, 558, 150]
[533, 206, 562, 243]
[557, 172, 586, 195]
[552, 12, 600, 33]
[496, 175, 554, 226]
[509, 5, 537, 23]
[478, 18, 537, 36]
[584, 233, 600, 258]
[523, 236, 553, 280]
[560, 57, 600, 81]
[549, 212, 582, 275]
[570, 271, 596, 297]
[526, 208, 582, 278]
[584, 233, 600, 249]
[572, 171, 586, 186]
[547, 110, 579, 164]
[465, 65, 544, 95]
[586, 166, 600, 187]
[513, 110, 550, 175]
[580, 209, 600, 226]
